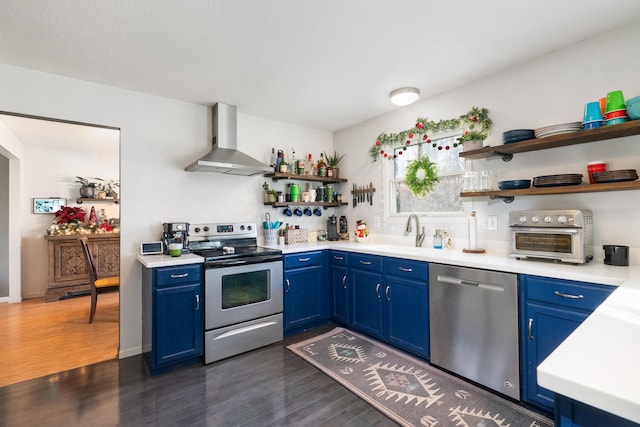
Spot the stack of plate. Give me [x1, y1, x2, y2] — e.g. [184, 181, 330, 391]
[592, 169, 638, 183]
[534, 122, 582, 138]
[533, 174, 583, 187]
[502, 129, 535, 144]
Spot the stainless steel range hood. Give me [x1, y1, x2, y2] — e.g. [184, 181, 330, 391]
[185, 103, 273, 176]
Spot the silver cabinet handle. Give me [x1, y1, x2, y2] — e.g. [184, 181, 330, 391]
[299, 257, 310, 262]
[375, 283, 381, 298]
[170, 273, 189, 278]
[554, 290, 584, 300]
[528, 318, 534, 340]
[341, 275, 347, 289]
[333, 255, 344, 260]
[286, 279, 291, 292]
[195, 294, 200, 311]
[385, 285, 390, 301]
[360, 260, 372, 265]
[399, 267, 413, 272]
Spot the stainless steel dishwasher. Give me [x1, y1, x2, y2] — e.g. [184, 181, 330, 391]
[429, 263, 520, 400]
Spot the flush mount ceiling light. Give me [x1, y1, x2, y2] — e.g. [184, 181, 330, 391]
[390, 87, 420, 106]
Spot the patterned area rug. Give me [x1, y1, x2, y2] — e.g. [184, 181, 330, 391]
[287, 327, 553, 427]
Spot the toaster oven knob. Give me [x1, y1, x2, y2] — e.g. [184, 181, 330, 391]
[203, 226, 209, 232]
[543, 215, 553, 223]
[557, 215, 567, 224]
[519, 215, 527, 223]
[531, 216, 539, 223]
[193, 227, 201, 233]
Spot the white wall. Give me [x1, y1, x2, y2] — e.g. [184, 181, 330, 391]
[0, 122, 23, 302]
[336, 20, 640, 262]
[19, 141, 119, 298]
[0, 64, 333, 358]
[0, 154, 8, 297]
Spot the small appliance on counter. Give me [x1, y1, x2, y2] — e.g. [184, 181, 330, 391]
[161, 222, 190, 254]
[509, 209, 593, 264]
[327, 215, 339, 241]
[339, 215, 349, 240]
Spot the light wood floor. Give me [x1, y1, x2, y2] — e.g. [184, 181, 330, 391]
[0, 291, 119, 387]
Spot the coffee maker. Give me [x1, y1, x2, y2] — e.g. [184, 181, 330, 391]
[162, 222, 190, 254]
[327, 215, 339, 241]
[339, 215, 349, 240]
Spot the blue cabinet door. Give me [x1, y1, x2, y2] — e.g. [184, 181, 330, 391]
[385, 275, 429, 358]
[330, 263, 350, 325]
[524, 302, 588, 412]
[155, 282, 203, 365]
[351, 268, 384, 340]
[284, 264, 328, 331]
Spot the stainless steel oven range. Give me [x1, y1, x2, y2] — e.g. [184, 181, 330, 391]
[188, 222, 283, 364]
[509, 209, 593, 264]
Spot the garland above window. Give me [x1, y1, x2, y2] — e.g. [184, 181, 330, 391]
[369, 107, 492, 161]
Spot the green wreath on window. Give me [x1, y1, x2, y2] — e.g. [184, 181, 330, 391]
[405, 156, 439, 197]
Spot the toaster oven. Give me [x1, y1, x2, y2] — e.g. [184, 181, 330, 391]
[509, 209, 593, 264]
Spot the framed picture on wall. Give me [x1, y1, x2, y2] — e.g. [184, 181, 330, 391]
[33, 198, 67, 214]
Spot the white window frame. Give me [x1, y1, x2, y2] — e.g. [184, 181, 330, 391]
[383, 129, 468, 219]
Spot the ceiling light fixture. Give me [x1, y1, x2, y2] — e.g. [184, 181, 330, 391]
[390, 87, 420, 106]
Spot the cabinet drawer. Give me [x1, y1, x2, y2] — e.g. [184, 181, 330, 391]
[350, 253, 382, 271]
[329, 250, 349, 266]
[284, 251, 324, 269]
[523, 275, 614, 312]
[156, 265, 202, 287]
[384, 258, 428, 281]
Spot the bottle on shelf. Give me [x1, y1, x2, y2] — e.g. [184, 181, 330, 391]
[297, 153, 305, 175]
[290, 148, 298, 175]
[306, 153, 317, 176]
[279, 151, 288, 173]
[269, 147, 277, 169]
[317, 153, 327, 177]
[275, 149, 283, 172]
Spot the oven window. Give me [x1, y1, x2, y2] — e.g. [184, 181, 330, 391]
[221, 270, 270, 309]
[515, 233, 572, 253]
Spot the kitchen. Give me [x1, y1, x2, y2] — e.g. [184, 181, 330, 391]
[1, 2, 640, 425]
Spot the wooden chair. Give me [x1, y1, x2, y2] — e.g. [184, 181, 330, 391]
[78, 236, 120, 323]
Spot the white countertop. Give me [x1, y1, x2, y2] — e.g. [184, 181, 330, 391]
[277, 241, 640, 423]
[136, 253, 203, 268]
[135, 240, 640, 422]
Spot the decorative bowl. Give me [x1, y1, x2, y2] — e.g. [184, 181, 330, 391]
[498, 179, 531, 190]
[627, 102, 640, 120]
[626, 96, 640, 106]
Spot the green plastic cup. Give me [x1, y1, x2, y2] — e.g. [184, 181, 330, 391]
[605, 90, 626, 113]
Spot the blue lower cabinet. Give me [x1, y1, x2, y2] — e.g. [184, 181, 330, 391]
[555, 394, 639, 427]
[329, 251, 350, 325]
[283, 251, 329, 334]
[142, 264, 203, 375]
[349, 254, 429, 359]
[521, 275, 615, 413]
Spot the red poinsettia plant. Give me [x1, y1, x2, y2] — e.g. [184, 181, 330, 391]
[54, 206, 86, 224]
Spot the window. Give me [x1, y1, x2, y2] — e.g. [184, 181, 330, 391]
[389, 134, 465, 214]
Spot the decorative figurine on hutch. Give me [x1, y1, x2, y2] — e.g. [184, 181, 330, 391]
[354, 219, 369, 243]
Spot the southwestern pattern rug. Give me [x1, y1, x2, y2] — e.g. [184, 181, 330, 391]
[287, 327, 553, 427]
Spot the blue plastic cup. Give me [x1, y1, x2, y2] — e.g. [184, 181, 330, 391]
[583, 101, 603, 123]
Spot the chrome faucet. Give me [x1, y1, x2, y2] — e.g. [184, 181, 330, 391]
[405, 213, 425, 247]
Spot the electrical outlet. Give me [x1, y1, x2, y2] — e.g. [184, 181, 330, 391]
[485, 215, 498, 230]
[374, 217, 381, 227]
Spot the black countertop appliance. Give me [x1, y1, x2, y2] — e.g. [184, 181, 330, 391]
[327, 215, 339, 241]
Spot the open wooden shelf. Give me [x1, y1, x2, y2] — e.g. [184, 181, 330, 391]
[264, 201, 348, 209]
[264, 172, 347, 183]
[461, 180, 640, 202]
[459, 120, 640, 161]
[76, 197, 120, 204]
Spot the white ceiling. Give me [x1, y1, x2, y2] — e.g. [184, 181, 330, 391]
[1, 0, 640, 137]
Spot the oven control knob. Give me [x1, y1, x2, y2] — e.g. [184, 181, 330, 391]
[531, 216, 539, 223]
[519, 216, 527, 223]
[203, 226, 209, 232]
[543, 216, 553, 223]
[557, 215, 567, 224]
[247, 225, 253, 231]
[240, 225, 245, 230]
[193, 227, 201, 233]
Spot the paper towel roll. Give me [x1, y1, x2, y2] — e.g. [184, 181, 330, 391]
[468, 211, 478, 250]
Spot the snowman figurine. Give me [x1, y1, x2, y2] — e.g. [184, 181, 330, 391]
[355, 219, 368, 242]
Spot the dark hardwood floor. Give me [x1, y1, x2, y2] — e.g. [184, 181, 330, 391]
[0, 324, 398, 426]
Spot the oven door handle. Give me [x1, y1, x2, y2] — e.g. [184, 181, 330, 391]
[511, 227, 580, 233]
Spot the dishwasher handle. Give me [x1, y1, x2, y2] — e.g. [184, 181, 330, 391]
[436, 275, 505, 292]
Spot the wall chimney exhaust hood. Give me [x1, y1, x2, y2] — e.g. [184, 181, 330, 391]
[185, 103, 273, 176]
